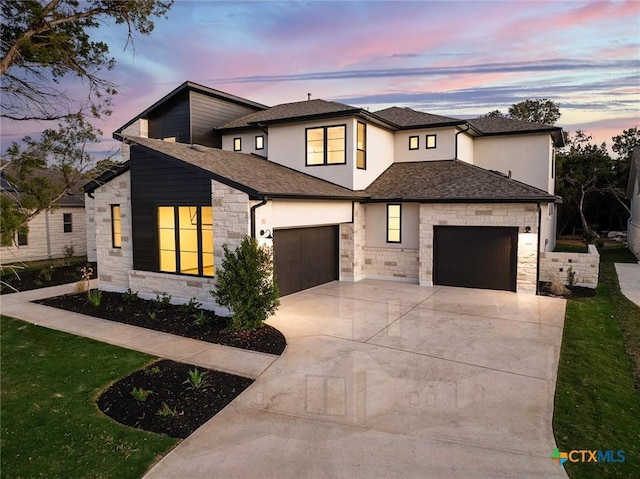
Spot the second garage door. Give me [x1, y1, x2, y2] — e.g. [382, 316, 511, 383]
[273, 226, 338, 296]
[433, 226, 518, 292]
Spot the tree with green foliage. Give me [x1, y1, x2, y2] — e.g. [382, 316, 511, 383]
[483, 98, 561, 125]
[213, 237, 280, 331]
[609, 126, 640, 215]
[0, 0, 172, 244]
[556, 131, 612, 242]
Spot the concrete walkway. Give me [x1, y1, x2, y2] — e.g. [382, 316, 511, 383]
[615, 262, 640, 307]
[1, 282, 277, 379]
[146, 280, 569, 479]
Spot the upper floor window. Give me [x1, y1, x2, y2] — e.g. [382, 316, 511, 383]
[157, 206, 214, 277]
[63, 213, 72, 233]
[409, 136, 419, 150]
[357, 122, 367, 170]
[306, 125, 346, 166]
[111, 205, 122, 248]
[233, 138, 242, 151]
[426, 134, 437, 149]
[255, 135, 264, 150]
[387, 204, 401, 243]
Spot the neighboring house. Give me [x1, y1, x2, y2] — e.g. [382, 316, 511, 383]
[85, 81, 564, 311]
[627, 146, 640, 260]
[0, 176, 87, 264]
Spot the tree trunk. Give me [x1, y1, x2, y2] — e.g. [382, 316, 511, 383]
[578, 187, 594, 242]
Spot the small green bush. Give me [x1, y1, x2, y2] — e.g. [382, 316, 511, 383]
[213, 236, 279, 331]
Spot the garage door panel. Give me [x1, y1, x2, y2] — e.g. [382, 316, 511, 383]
[273, 226, 338, 296]
[434, 226, 518, 292]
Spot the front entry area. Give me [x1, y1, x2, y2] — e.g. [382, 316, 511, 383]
[433, 225, 518, 292]
[273, 225, 338, 296]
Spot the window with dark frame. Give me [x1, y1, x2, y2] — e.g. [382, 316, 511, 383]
[17, 231, 28, 246]
[426, 134, 437, 149]
[306, 125, 346, 166]
[63, 213, 72, 233]
[386, 204, 401, 243]
[357, 122, 367, 169]
[157, 206, 214, 277]
[409, 136, 419, 150]
[255, 135, 264, 150]
[233, 138, 242, 151]
[111, 205, 122, 248]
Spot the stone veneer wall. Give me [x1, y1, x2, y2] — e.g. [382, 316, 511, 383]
[539, 244, 600, 288]
[419, 203, 540, 294]
[340, 203, 366, 281]
[364, 247, 419, 282]
[212, 181, 250, 274]
[94, 171, 133, 291]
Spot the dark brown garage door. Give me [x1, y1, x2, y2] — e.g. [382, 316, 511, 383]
[273, 226, 338, 296]
[433, 226, 518, 292]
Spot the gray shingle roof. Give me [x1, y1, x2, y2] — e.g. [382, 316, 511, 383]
[218, 99, 361, 130]
[366, 160, 555, 202]
[373, 107, 464, 128]
[111, 137, 366, 200]
[468, 116, 565, 146]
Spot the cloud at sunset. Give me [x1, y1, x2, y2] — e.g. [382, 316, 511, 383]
[1, 0, 638, 153]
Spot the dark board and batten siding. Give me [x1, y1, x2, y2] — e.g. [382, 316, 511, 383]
[130, 146, 211, 272]
[190, 91, 263, 148]
[148, 93, 190, 143]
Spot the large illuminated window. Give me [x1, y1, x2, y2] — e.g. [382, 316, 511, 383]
[158, 206, 214, 276]
[306, 125, 346, 165]
[387, 204, 401, 243]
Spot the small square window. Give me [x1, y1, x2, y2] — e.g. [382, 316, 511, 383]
[426, 134, 437, 149]
[255, 135, 264, 150]
[233, 138, 242, 151]
[63, 213, 72, 233]
[409, 136, 419, 150]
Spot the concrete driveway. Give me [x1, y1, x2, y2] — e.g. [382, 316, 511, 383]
[145, 280, 568, 479]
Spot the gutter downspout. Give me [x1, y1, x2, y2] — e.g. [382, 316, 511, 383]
[536, 202, 542, 295]
[454, 124, 471, 160]
[250, 196, 268, 239]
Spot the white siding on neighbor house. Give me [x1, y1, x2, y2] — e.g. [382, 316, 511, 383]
[92, 171, 132, 291]
[221, 129, 268, 156]
[393, 127, 457, 163]
[472, 133, 554, 193]
[628, 179, 640, 260]
[0, 206, 87, 264]
[266, 121, 354, 190]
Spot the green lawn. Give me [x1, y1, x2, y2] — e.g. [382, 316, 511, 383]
[0, 316, 178, 479]
[553, 245, 640, 478]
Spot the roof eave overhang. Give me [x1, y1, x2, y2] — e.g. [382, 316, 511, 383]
[365, 196, 555, 203]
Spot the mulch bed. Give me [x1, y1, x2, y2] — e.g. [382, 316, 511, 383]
[538, 282, 597, 300]
[37, 291, 286, 356]
[97, 359, 253, 438]
[1, 262, 96, 294]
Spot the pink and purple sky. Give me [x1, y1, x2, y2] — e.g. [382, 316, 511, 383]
[2, 0, 639, 159]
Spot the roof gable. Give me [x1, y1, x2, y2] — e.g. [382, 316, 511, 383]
[373, 106, 464, 129]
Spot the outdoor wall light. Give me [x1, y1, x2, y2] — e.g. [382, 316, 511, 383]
[260, 229, 273, 239]
[525, 226, 531, 233]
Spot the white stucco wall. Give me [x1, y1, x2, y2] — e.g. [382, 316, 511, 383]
[353, 121, 394, 191]
[269, 200, 353, 229]
[0, 206, 87, 264]
[473, 133, 554, 193]
[221, 129, 268, 156]
[365, 202, 419, 249]
[393, 127, 457, 162]
[457, 131, 474, 164]
[266, 121, 354, 189]
[540, 202, 558, 252]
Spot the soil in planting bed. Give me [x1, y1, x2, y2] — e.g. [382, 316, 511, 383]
[37, 291, 286, 356]
[1, 261, 96, 294]
[98, 359, 253, 438]
[538, 282, 597, 300]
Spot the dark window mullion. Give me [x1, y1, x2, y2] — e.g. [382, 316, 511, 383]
[196, 206, 203, 276]
[174, 207, 181, 273]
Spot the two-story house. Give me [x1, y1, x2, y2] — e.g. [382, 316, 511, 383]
[85, 81, 564, 311]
